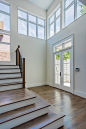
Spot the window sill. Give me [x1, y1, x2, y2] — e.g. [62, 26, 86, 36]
[0, 29, 11, 35]
[62, 12, 86, 30]
[47, 30, 61, 40]
[18, 33, 46, 41]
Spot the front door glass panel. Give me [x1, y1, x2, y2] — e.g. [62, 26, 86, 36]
[63, 51, 70, 87]
[55, 54, 60, 84]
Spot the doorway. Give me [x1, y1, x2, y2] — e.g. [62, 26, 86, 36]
[53, 35, 73, 93]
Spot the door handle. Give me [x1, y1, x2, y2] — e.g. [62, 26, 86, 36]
[60, 72, 61, 76]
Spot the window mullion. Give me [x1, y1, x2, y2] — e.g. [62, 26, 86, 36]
[0, 10, 10, 16]
[54, 12, 56, 34]
[65, 1, 74, 11]
[75, 0, 77, 20]
[27, 12, 28, 36]
[36, 17, 38, 38]
[44, 20, 46, 40]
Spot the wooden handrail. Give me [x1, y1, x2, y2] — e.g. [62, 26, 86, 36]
[15, 45, 25, 88]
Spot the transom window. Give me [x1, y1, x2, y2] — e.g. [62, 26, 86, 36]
[0, 0, 10, 31]
[49, 7, 61, 38]
[18, 9, 45, 40]
[64, 0, 86, 27]
[53, 36, 73, 53]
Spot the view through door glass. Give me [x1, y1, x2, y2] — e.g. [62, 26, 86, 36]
[63, 51, 70, 87]
[55, 54, 60, 85]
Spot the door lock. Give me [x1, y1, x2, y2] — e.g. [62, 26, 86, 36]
[60, 72, 61, 76]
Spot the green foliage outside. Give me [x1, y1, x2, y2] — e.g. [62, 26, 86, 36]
[56, 54, 60, 60]
[56, 1, 86, 61]
[78, 1, 86, 15]
[56, 52, 70, 61]
[63, 52, 70, 60]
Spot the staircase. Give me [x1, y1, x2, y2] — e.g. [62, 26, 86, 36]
[0, 46, 65, 129]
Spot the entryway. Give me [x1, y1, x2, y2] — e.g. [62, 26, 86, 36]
[53, 35, 73, 93]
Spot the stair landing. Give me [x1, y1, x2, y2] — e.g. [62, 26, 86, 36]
[13, 92, 65, 129]
[0, 89, 36, 107]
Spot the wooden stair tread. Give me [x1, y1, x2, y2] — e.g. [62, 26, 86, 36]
[0, 68, 19, 70]
[0, 77, 22, 80]
[13, 105, 65, 129]
[0, 65, 16, 66]
[0, 72, 21, 74]
[0, 96, 50, 124]
[12, 92, 65, 129]
[0, 82, 23, 87]
[0, 89, 36, 107]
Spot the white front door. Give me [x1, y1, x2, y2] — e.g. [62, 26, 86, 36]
[54, 48, 73, 93]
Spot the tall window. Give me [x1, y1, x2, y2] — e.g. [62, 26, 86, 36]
[0, 0, 10, 31]
[0, 1, 10, 61]
[18, 9, 45, 40]
[49, 7, 60, 38]
[64, 0, 86, 27]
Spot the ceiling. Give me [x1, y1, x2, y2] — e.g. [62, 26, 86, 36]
[27, 0, 55, 10]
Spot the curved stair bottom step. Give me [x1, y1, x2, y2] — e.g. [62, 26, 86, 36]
[0, 108, 48, 129]
[13, 106, 65, 129]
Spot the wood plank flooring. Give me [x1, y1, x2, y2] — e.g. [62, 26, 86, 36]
[29, 86, 86, 129]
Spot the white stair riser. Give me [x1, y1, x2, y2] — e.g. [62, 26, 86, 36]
[0, 66, 19, 68]
[0, 69, 20, 73]
[0, 84, 23, 91]
[43, 118, 64, 129]
[0, 98, 36, 114]
[0, 62, 15, 65]
[0, 73, 21, 79]
[0, 78, 22, 84]
[0, 108, 48, 129]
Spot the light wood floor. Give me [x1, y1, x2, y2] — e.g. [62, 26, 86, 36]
[29, 85, 86, 129]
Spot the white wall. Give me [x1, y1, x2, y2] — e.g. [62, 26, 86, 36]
[47, 0, 86, 96]
[4, 0, 47, 87]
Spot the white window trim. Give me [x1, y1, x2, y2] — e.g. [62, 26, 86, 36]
[63, 0, 86, 28]
[18, 8, 46, 40]
[52, 34, 73, 53]
[49, 6, 61, 38]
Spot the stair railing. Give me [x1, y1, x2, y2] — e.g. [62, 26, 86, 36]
[15, 45, 25, 88]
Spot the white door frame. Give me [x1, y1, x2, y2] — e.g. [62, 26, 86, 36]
[52, 35, 73, 93]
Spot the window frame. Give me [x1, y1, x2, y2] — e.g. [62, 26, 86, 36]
[49, 7, 61, 38]
[0, 0, 11, 61]
[53, 35, 73, 53]
[64, 0, 86, 27]
[18, 8, 46, 40]
[64, 0, 75, 27]
[0, 31, 11, 61]
[0, 0, 11, 32]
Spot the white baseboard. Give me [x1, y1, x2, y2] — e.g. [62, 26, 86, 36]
[26, 82, 54, 88]
[46, 82, 53, 87]
[26, 82, 47, 88]
[74, 90, 86, 98]
[26, 83, 86, 98]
